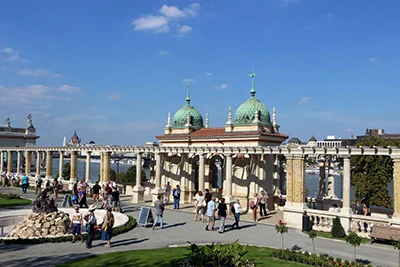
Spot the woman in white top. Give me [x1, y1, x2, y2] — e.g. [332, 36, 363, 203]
[194, 191, 205, 221]
[250, 193, 259, 222]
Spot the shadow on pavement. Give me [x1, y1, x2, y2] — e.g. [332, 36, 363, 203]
[161, 222, 187, 229]
[96, 238, 149, 248]
[0, 252, 93, 267]
[224, 223, 256, 233]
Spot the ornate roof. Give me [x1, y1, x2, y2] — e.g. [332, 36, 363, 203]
[172, 84, 203, 129]
[309, 136, 317, 142]
[234, 72, 271, 126]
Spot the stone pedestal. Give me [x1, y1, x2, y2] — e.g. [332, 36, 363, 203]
[132, 185, 145, 204]
[151, 187, 165, 205]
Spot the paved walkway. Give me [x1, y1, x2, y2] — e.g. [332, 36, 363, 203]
[0, 188, 397, 267]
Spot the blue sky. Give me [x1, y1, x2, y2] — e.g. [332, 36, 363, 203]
[0, 0, 399, 146]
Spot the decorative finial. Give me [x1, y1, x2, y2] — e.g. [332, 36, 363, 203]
[5, 117, 10, 128]
[26, 113, 34, 128]
[248, 71, 256, 97]
[166, 112, 171, 127]
[205, 113, 209, 128]
[272, 108, 276, 125]
[186, 83, 191, 105]
[253, 104, 260, 123]
[226, 107, 232, 124]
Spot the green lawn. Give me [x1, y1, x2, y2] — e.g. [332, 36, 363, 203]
[0, 198, 32, 207]
[56, 246, 309, 267]
[306, 230, 370, 244]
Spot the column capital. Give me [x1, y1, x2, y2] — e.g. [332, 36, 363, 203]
[392, 156, 400, 162]
[285, 154, 305, 160]
[341, 155, 351, 159]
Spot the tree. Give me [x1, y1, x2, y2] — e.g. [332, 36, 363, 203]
[331, 216, 346, 238]
[351, 136, 399, 208]
[345, 231, 362, 266]
[63, 163, 71, 180]
[275, 220, 288, 252]
[308, 230, 317, 257]
[116, 165, 146, 184]
[110, 168, 117, 181]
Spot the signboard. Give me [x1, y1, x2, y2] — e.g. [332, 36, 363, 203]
[138, 207, 154, 227]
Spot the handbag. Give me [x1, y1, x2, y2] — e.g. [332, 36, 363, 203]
[201, 199, 207, 207]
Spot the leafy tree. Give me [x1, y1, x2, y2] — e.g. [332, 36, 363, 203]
[331, 216, 346, 238]
[62, 163, 71, 180]
[345, 231, 362, 266]
[308, 230, 317, 256]
[117, 165, 146, 184]
[275, 220, 288, 252]
[351, 136, 399, 208]
[110, 168, 117, 181]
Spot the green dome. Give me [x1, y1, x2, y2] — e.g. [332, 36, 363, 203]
[172, 104, 204, 129]
[234, 72, 270, 125]
[172, 84, 204, 129]
[234, 96, 271, 125]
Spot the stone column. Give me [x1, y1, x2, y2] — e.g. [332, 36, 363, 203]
[152, 152, 164, 203]
[103, 152, 111, 183]
[198, 153, 205, 192]
[0, 151, 3, 173]
[132, 152, 145, 204]
[58, 151, 64, 180]
[99, 153, 104, 183]
[16, 151, 21, 176]
[7, 151, 13, 175]
[35, 151, 41, 177]
[285, 154, 306, 208]
[392, 157, 400, 221]
[45, 151, 53, 180]
[327, 155, 336, 198]
[224, 154, 234, 203]
[273, 155, 281, 196]
[341, 156, 352, 214]
[85, 152, 91, 182]
[318, 155, 326, 196]
[70, 151, 78, 182]
[25, 151, 32, 176]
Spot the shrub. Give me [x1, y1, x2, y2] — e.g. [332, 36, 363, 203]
[179, 240, 254, 267]
[331, 216, 346, 238]
[0, 193, 21, 199]
[336, 257, 342, 264]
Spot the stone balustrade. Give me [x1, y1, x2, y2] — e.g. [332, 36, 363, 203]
[306, 209, 339, 232]
[350, 214, 390, 238]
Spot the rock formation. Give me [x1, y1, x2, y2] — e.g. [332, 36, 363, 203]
[7, 211, 71, 238]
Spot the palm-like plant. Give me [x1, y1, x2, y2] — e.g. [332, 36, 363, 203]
[308, 230, 317, 256]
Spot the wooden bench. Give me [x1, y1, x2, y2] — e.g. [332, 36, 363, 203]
[370, 225, 400, 244]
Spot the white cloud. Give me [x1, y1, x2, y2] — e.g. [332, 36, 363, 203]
[177, 25, 192, 34]
[105, 93, 120, 100]
[369, 57, 378, 63]
[214, 84, 228, 89]
[204, 72, 212, 76]
[299, 97, 310, 103]
[58, 85, 82, 93]
[0, 48, 15, 54]
[132, 15, 169, 33]
[159, 50, 170, 56]
[279, 0, 298, 8]
[326, 13, 334, 20]
[159, 5, 186, 19]
[19, 69, 62, 77]
[183, 78, 195, 83]
[132, 3, 200, 34]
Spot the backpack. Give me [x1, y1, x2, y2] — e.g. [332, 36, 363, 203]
[173, 189, 179, 197]
[231, 205, 235, 214]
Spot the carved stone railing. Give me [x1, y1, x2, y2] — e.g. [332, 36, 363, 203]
[350, 214, 390, 238]
[306, 209, 340, 232]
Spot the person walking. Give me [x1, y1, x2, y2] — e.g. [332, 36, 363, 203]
[231, 200, 242, 229]
[53, 178, 59, 199]
[259, 190, 268, 217]
[101, 207, 115, 247]
[205, 196, 217, 231]
[21, 173, 29, 194]
[204, 188, 212, 204]
[194, 190, 205, 222]
[217, 197, 228, 233]
[70, 206, 84, 243]
[35, 175, 42, 194]
[152, 195, 165, 230]
[172, 185, 181, 210]
[92, 181, 101, 205]
[165, 182, 171, 204]
[250, 193, 259, 222]
[72, 180, 79, 204]
[111, 187, 120, 212]
[84, 204, 97, 249]
[79, 187, 89, 209]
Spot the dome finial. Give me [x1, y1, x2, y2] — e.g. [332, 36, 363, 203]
[205, 113, 209, 128]
[249, 71, 256, 97]
[186, 83, 191, 105]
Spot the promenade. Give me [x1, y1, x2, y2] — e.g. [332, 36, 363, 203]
[0, 187, 397, 267]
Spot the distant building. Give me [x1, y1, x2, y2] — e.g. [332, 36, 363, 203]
[363, 128, 400, 141]
[69, 130, 81, 146]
